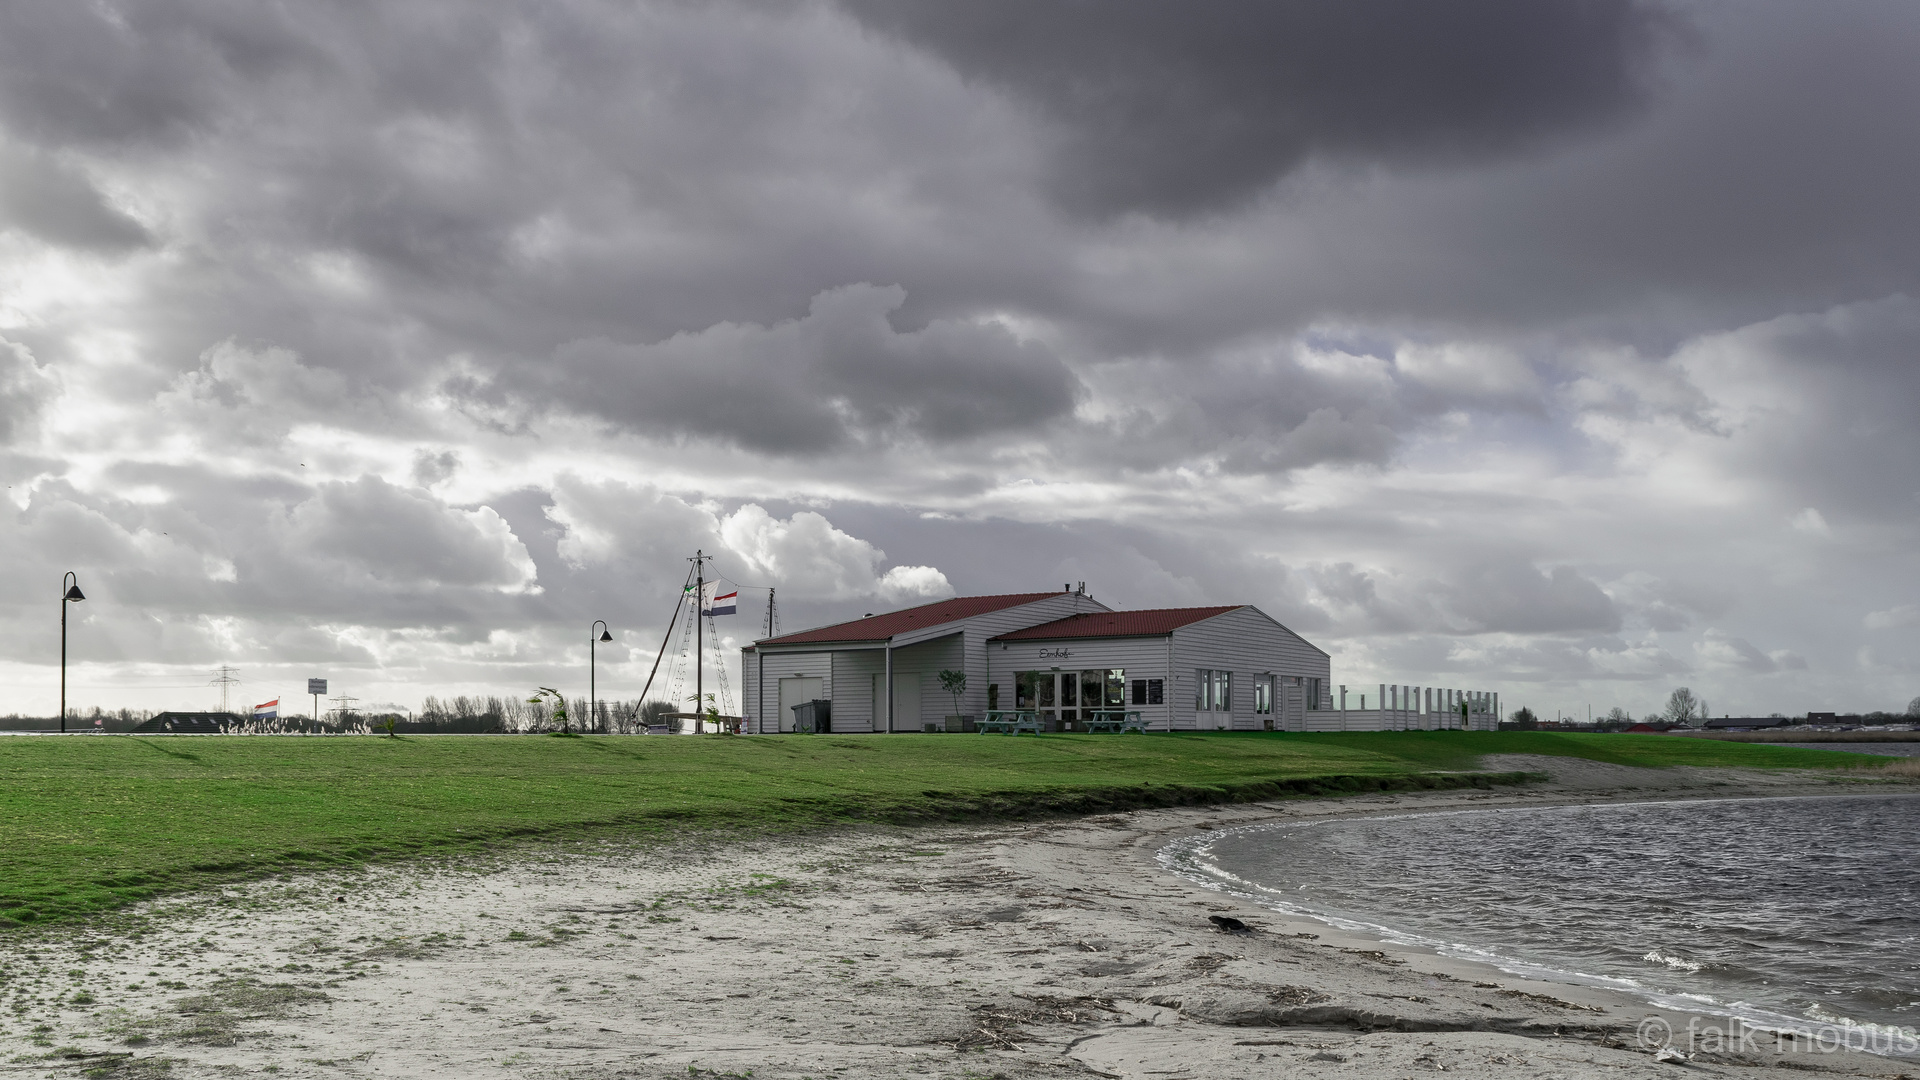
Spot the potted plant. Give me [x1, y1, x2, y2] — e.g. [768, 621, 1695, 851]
[937, 669, 974, 732]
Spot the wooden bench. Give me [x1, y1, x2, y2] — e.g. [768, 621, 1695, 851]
[1083, 710, 1149, 734]
[975, 710, 1041, 735]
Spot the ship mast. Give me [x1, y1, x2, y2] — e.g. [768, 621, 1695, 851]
[690, 550, 709, 733]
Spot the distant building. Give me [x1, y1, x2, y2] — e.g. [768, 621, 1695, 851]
[132, 712, 240, 734]
[1703, 716, 1794, 731]
[741, 588, 1497, 735]
[741, 589, 1334, 733]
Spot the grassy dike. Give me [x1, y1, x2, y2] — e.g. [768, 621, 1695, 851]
[0, 730, 1887, 926]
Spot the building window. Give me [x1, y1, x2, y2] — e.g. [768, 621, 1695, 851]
[1132, 678, 1164, 705]
[1015, 671, 1039, 709]
[1255, 679, 1271, 715]
[987, 683, 1000, 711]
[1305, 677, 1321, 711]
[1105, 669, 1125, 709]
[1195, 670, 1232, 710]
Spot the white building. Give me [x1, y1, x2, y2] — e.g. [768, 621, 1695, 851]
[740, 589, 1341, 733]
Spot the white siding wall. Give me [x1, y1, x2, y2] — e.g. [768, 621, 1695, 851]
[832, 650, 884, 732]
[743, 648, 848, 733]
[886, 635, 965, 730]
[1170, 608, 1332, 733]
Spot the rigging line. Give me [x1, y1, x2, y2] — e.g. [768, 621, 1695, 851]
[665, 590, 699, 707]
[707, 615, 735, 718]
[636, 563, 698, 707]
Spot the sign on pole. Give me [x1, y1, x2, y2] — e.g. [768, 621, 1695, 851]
[308, 678, 328, 695]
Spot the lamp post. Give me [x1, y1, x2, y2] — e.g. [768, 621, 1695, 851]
[60, 572, 85, 733]
[591, 620, 612, 734]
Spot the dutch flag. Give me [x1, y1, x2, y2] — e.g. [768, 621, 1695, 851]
[701, 584, 737, 617]
[254, 699, 279, 721]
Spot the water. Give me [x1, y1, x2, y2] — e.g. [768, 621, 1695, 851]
[1162, 794, 1920, 1047]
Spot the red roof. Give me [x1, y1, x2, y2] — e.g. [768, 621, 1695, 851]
[992, 606, 1242, 641]
[755, 592, 1069, 646]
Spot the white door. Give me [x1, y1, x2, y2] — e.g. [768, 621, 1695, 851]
[778, 677, 823, 733]
[873, 672, 921, 731]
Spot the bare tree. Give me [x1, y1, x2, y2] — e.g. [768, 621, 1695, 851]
[1664, 687, 1701, 725]
[1908, 695, 1920, 718]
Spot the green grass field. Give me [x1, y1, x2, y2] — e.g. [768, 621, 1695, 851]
[0, 730, 1890, 927]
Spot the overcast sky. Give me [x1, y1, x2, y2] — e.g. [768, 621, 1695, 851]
[3, 0, 1917, 720]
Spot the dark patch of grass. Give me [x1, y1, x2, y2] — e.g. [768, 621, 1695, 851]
[0, 731, 1877, 926]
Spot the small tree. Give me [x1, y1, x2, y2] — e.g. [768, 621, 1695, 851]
[528, 686, 569, 734]
[1908, 695, 1920, 718]
[1663, 687, 1700, 726]
[937, 669, 968, 719]
[640, 700, 676, 729]
[1600, 706, 1632, 730]
[1508, 706, 1538, 730]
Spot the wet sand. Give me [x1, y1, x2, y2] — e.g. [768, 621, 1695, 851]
[1, 756, 1913, 1079]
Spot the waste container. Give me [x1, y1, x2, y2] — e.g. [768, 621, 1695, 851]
[790, 699, 832, 734]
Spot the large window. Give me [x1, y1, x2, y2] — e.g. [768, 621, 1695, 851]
[1016, 670, 1127, 729]
[1195, 669, 1233, 711]
[1015, 671, 1039, 710]
[1255, 678, 1271, 715]
[1130, 678, 1163, 705]
[1305, 677, 1321, 711]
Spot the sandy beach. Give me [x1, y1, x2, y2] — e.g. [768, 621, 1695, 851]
[3, 756, 1914, 1080]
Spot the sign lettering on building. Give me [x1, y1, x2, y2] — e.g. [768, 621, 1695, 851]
[1038, 648, 1073, 659]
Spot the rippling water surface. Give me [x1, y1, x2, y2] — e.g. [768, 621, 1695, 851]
[1166, 794, 1920, 1038]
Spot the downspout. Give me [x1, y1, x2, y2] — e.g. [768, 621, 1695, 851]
[1165, 633, 1175, 733]
[884, 639, 894, 734]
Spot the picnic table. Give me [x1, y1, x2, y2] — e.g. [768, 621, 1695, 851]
[1082, 710, 1149, 733]
[975, 709, 1041, 735]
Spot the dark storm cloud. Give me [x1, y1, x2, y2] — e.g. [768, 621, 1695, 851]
[489, 285, 1082, 454]
[1, 0, 1917, 717]
[841, 0, 1667, 217]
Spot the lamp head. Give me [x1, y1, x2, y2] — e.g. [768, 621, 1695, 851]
[64, 584, 85, 602]
[598, 629, 613, 642]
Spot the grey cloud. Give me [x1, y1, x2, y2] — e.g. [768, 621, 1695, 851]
[496, 284, 1081, 454]
[1694, 629, 1779, 674]
[841, 0, 1667, 217]
[0, 0, 1916, 720]
[0, 144, 149, 250]
[0, 337, 57, 445]
[1443, 564, 1621, 635]
[285, 477, 536, 591]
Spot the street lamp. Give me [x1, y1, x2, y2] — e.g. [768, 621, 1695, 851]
[591, 620, 613, 734]
[60, 572, 85, 734]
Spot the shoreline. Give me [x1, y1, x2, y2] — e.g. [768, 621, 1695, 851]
[1152, 765, 1920, 1057]
[0, 758, 1912, 1078]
